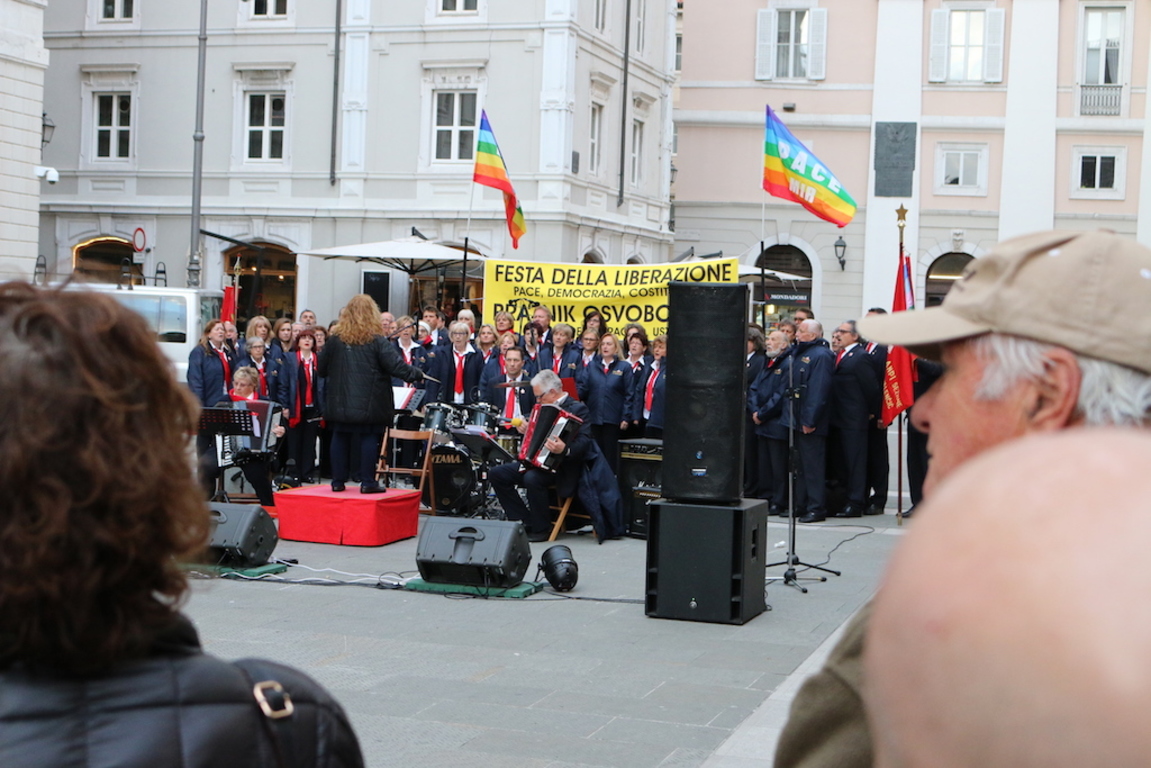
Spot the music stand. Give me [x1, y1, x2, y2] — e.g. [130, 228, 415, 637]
[199, 407, 257, 503]
[449, 426, 516, 517]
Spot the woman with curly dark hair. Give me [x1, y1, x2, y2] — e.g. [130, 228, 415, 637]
[0, 283, 363, 767]
[318, 294, 424, 493]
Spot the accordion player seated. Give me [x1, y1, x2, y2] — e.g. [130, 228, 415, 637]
[489, 370, 593, 542]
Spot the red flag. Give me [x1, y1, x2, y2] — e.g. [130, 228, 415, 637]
[881, 249, 916, 426]
[221, 286, 237, 325]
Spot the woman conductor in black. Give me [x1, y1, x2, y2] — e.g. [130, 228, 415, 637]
[318, 294, 425, 493]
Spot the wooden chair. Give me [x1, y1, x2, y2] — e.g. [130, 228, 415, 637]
[548, 496, 592, 541]
[375, 428, 436, 513]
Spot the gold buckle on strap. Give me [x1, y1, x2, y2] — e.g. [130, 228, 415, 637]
[253, 680, 295, 719]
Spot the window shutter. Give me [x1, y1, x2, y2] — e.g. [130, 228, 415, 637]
[982, 8, 1005, 83]
[755, 9, 776, 81]
[807, 8, 828, 80]
[928, 9, 950, 83]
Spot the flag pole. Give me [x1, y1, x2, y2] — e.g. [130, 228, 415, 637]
[462, 149, 479, 310]
[895, 205, 908, 527]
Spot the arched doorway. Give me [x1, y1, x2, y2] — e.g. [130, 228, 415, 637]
[582, 251, 605, 264]
[222, 241, 297, 324]
[925, 252, 974, 307]
[754, 244, 813, 327]
[73, 236, 142, 285]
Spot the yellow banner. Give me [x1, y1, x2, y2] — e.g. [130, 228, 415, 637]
[483, 258, 740, 337]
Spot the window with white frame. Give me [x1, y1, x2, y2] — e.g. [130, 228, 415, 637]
[101, 0, 133, 20]
[594, 0, 607, 31]
[675, 34, 683, 71]
[1071, 146, 1126, 199]
[755, 7, 827, 81]
[251, 0, 287, 17]
[434, 91, 477, 161]
[928, 6, 1005, 83]
[934, 143, 988, 196]
[630, 120, 644, 187]
[777, 9, 809, 78]
[95, 93, 132, 160]
[246, 93, 286, 161]
[441, 0, 478, 13]
[589, 103, 603, 175]
[1083, 7, 1123, 85]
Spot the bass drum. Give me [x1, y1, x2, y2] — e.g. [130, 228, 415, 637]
[424, 443, 477, 515]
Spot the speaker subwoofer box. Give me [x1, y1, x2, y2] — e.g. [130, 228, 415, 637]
[415, 518, 531, 588]
[645, 498, 768, 625]
[662, 282, 749, 504]
[207, 503, 278, 568]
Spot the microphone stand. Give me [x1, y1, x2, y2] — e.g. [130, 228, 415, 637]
[767, 345, 839, 592]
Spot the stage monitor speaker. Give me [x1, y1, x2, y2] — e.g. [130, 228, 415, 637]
[207, 503, 278, 568]
[662, 281, 749, 504]
[618, 439, 664, 539]
[645, 498, 768, 625]
[415, 518, 531, 588]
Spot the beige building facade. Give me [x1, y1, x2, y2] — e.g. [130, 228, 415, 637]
[1, 0, 50, 279]
[675, 0, 1151, 323]
[37, 0, 677, 323]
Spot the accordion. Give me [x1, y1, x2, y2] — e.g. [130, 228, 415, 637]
[214, 399, 283, 467]
[518, 403, 584, 471]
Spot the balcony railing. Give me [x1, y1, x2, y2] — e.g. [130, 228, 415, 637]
[1080, 84, 1122, 116]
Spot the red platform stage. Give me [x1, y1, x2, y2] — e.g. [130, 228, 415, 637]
[275, 485, 421, 546]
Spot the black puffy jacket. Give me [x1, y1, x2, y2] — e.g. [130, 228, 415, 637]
[318, 335, 423, 426]
[0, 616, 363, 768]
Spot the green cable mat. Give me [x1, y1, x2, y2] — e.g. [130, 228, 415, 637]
[404, 579, 543, 598]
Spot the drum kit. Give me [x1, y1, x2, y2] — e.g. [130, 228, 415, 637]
[415, 402, 520, 516]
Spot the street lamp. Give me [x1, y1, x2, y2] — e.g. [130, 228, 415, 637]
[834, 236, 847, 270]
[41, 113, 55, 149]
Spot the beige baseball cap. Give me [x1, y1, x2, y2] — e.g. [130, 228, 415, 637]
[858, 229, 1151, 374]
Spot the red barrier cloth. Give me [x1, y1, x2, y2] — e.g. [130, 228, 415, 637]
[275, 485, 420, 546]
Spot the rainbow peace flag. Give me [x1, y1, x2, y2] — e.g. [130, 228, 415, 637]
[474, 111, 527, 249]
[762, 105, 856, 228]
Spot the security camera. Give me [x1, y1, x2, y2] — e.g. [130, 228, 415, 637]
[34, 166, 59, 185]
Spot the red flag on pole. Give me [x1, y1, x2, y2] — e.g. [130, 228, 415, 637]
[881, 249, 916, 426]
[221, 286, 237, 325]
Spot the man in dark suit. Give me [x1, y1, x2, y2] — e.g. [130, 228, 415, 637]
[780, 319, 835, 523]
[489, 369, 593, 542]
[863, 307, 890, 515]
[483, 346, 536, 429]
[828, 320, 882, 518]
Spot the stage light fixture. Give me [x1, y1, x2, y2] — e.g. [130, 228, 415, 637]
[538, 545, 578, 591]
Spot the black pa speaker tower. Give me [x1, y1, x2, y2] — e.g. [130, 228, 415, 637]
[618, 439, 664, 538]
[415, 518, 532, 588]
[207, 503, 278, 568]
[645, 498, 768, 625]
[662, 282, 749, 504]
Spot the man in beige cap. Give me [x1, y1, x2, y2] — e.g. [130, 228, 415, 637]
[773, 229, 1151, 767]
[866, 429, 1151, 767]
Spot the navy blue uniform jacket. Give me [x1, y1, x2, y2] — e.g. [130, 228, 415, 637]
[780, 338, 834, 435]
[425, 346, 485, 405]
[830, 344, 882, 431]
[577, 359, 634, 425]
[187, 344, 235, 407]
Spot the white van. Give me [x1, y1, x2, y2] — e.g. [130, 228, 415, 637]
[63, 284, 224, 382]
